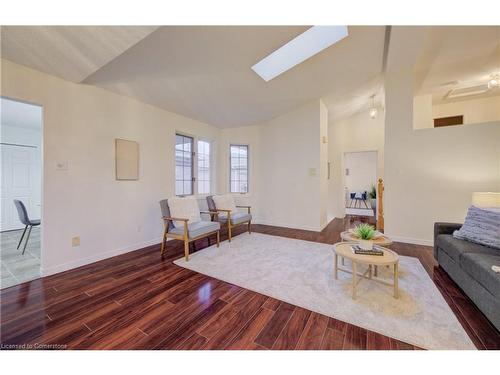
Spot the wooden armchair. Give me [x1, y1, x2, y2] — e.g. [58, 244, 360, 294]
[206, 195, 252, 242]
[159, 198, 220, 261]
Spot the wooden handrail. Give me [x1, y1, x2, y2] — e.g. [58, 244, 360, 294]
[377, 178, 385, 232]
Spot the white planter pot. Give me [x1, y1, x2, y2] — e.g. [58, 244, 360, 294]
[359, 239, 373, 250]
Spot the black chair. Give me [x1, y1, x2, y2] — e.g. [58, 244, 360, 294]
[13, 199, 41, 255]
[348, 191, 369, 209]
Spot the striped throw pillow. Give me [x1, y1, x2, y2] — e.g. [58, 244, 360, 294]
[453, 206, 500, 249]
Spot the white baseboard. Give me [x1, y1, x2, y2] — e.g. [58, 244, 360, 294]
[253, 219, 322, 232]
[386, 234, 433, 247]
[40, 236, 162, 277]
[39, 219, 321, 277]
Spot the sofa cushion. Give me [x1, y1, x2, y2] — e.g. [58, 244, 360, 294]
[453, 206, 500, 249]
[168, 197, 201, 228]
[436, 234, 499, 263]
[460, 253, 500, 298]
[170, 221, 220, 239]
[219, 212, 252, 225]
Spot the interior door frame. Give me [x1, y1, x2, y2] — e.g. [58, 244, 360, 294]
[1, 95, 44, 274]
[342, 149, 379, 215]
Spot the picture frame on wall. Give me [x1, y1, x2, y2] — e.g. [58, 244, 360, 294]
[115, 138, 139, 180]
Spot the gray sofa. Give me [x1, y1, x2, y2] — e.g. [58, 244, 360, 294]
[434, 222, 500, 331]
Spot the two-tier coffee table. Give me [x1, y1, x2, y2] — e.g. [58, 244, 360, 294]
[340, 230, 393, 246]
[333, 242, 399, 300]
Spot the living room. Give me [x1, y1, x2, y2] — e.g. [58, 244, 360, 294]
[1, 1, 499, 373]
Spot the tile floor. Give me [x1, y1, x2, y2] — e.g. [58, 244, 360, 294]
[0, 227, 41, 289]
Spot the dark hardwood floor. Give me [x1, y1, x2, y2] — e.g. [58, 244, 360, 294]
[1, 216, 499, 350]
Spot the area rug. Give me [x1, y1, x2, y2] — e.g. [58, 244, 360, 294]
[174, 232, 475, 349]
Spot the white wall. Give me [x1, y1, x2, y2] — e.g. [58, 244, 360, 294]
[216, 102, 328, 231]
[327, 109, 385, 219]
[319, 100, 329, 228]
[385, 68, 500, 245]
[433, 95, 500, 125]
[255, 100, 326, 231]
[414, 94, 500, 129]
[412, 94, 433, 129]
[1, 59, 222, 275]
[0, 58, 332, 275]
[217, 125, 260, 212]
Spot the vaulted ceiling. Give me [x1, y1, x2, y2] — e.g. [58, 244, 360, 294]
[1, 26, 159, 82]
[414, 26, 500, 104]
[1, 26, 386, 127]
[2, 26, 498, 126]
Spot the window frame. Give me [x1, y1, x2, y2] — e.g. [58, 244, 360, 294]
[174, 132, 215, 197]
[229, 144, 249, 194]
[174, 133, 194, 197]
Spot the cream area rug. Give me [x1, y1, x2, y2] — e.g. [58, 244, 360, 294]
[174, 233, 475, 350]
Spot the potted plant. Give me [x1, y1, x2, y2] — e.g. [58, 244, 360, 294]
[355, 223, 376, 250]
[369, 185, 377, 213]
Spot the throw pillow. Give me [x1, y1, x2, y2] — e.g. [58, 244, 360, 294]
[453, 206, 500, 249]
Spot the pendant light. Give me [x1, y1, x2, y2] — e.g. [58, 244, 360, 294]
[488, 74, 499, 89]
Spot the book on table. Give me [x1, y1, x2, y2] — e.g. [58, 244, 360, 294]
[351, 245, 384, 256]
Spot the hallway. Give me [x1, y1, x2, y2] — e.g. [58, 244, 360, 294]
[0, 227, 41, 288]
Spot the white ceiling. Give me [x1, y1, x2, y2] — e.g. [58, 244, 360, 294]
[1, 26, 386, 127]
[414, 26, 500, 103]
[2, 26, 498, 126]
[0, 26, 158, 82]
[83, 26, 387, 127]
[1, 97, 42, 129]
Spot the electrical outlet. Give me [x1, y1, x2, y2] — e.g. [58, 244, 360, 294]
[137, 225, 142, 232]
[56, 161, 68, 171]
[72, 236, 80, 247]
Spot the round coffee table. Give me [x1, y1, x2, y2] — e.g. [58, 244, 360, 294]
[333, 242, 399, 300]
[340, 230, 393, 246]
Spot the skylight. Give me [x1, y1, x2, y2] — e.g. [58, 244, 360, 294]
[251, 26, 349, 82]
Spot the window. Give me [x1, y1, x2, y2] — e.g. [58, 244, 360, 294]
[197, 140, 211, 194]
[230, 145, 248, 193]
[175, 134, 193, 196]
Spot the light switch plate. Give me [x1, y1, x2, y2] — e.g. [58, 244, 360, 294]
[309, 168, 317, 176]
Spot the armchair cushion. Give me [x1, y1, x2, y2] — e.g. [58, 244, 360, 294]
[168, 197, 201, 228]
[219, 212, 251, 225]
[212, 194, 237, 218]
[170, 221, 220, 239]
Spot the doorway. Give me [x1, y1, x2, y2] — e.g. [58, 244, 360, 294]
[343, 151, 377, 218]
[1, 97, 43, 289]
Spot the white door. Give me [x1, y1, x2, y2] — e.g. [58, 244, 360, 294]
[0, 144, 41, 231]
